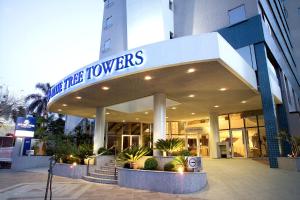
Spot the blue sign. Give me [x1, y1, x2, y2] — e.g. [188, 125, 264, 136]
[15, 117, 36, 132]
[22, 137, 32, 156]
[48, 49, 145, 101]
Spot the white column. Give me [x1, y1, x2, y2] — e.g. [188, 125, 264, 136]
[94, 107, 106, 154]
[153, 93, 166, 156]
[209, 113, 220, 158]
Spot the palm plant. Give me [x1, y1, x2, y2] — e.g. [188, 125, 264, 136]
[173, 156, 188, 171]
[25, 83, 51, 117]
[155, 138, 185, 156]
[278, 131, 300, 158]
[118, 145, 150, 169]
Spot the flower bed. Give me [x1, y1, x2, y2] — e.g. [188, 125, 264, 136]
[53, 163, 88, 179]
[118, 168, 207, 194]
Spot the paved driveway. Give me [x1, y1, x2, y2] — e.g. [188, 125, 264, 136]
[0, 159, 300, 200]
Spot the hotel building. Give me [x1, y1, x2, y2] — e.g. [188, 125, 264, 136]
[48, 0, 300, 168]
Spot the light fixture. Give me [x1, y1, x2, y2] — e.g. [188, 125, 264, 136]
[106, 112, 110, 115]
[102, 86, 110, 90]
[219, 88, 227, 91]
[58, 109, 62, 112]
[93, 115, 96, 118]
[166, 116, 169, 119]
[188, 94, 195, 98]
[122, 120, 126, 122]
[191, 113, 195, 115]
[136, 118, 139, 121]
[75, 96, 82, 100]
[187, 68, 195, 73]
[213, 105, 220, 108]
[144, 75, 152, 80]
[177, 166, 184, 174]
[144, 111, 149, 115]
[241, 100, 247, 104]
[62, 104, 68, 107]
[171, 107, 176, 110]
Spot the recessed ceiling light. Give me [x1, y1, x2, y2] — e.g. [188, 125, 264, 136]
[166, 116, 169, 119]
[241, 100, 247, 104]
[144, 75, 152, 80]
[93, 115, 96, 117]
[75, 96, 82, 100]
[188, 94, 195, 98]
[122, 120, 126, 122]
[191, 113, 195, 115]
[102, 86, 110, 90]
[213, 105, 220, 108]
[144, 111, 148, 115]
[136, 118, 139, 120]
[62, 104, 67, 107]
[187, 68, 195, 73]
[106, 112, 110, 115]
[219, 88, 227, 91]
[58, 109, 62, 112]
[171, 107, 176, 110]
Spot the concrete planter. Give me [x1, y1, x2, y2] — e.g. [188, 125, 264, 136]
[278, 157, 300, 172]
[11, 156, 51, 171]
[53, 163, 87, 179]
[118, 168, 207, 194]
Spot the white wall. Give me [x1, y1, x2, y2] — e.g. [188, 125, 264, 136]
[126, 0, 174, 50]
[174, 0, 259, 37]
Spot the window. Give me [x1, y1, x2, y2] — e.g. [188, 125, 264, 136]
[228, 5, 246, 25]
[104, 16, 112, 29]
[169, 0, 173, 10]
[285, 76, 292, 104]
[103, 39, 111, 52]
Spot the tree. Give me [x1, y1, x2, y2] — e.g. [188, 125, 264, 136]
[25, 83, 50, 117]
[0, 85, 22, 120]
[11, 106, 26, 123]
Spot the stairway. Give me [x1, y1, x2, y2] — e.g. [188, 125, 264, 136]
[82, 160, 120, 184]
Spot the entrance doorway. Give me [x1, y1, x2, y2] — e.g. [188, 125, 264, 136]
[231, 129, 246, 157]
[121, 135, 140, 150]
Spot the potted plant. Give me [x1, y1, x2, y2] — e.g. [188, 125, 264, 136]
[118, 145, 150, 169]
[155, 138, 185, 156]
[278, 131, 300, 171]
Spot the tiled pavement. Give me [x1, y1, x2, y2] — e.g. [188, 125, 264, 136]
[1, 158, 300, 200]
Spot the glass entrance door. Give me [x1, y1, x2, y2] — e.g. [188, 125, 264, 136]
[231, 129, 246, 157]
[122, 135, 140, 150]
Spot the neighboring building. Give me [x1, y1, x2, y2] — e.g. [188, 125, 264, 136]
[284, 0, 300, 79]
[48, 0, 300, 168]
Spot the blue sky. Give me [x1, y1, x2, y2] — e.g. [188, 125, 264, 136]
[0, 0, 103, 96]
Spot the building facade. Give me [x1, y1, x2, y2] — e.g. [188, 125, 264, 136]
[48, 0, 300, 168]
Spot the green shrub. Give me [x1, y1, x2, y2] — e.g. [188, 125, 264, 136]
[164, 162, 176, 171]
[173, 149, 191, 156]
[65, 156, 81, 164]
[76, 143, 93, 164]
[144, 158, 158, 170]
[97, 147, 113, 155]
[123, 162, 131, 168]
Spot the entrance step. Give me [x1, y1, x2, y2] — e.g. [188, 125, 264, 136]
[95, 168, 118, 175]
[82, 175, 118, 184]
[89, 172, 117, 180]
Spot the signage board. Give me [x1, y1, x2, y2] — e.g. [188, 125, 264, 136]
[187, 156, 202, 170]
[15, 117, 36, 137]
[48, 49, 145, 101]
